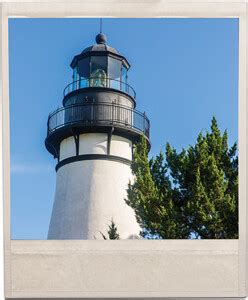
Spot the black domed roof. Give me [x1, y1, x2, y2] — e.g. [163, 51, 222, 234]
[70, 33, 130, 69]
[81, 44, 119, 55]
[81, 33, 119, 55]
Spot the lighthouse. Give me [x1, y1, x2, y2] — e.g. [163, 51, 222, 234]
[45, 32, 150, 239]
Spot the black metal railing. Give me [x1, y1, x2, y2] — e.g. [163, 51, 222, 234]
[63, 77, 136, 99]
[47, 103, 149, 139]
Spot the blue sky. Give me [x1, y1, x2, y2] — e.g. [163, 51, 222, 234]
[9, 18, 238, 239]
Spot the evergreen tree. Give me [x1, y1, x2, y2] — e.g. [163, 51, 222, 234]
[101, 219, 120, 240]
[126, 117, 238, 239]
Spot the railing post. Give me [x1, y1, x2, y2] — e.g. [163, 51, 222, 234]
[91, 102, 94, 123]
[111, 102, 114, 124]
[131, 108, 133, 128]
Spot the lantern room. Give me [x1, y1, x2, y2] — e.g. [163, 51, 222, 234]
[70, 33, 130, 93]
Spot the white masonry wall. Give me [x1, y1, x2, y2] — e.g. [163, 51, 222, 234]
[48, 133, 140, 239]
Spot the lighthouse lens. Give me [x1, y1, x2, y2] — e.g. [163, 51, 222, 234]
[90, 56, 108, 83]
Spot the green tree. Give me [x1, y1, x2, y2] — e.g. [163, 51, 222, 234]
[101, 219, 120, 240]
[126, 117, 238, 239]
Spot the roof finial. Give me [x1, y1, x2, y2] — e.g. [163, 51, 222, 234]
[100, 18, 102, 34]
[96, 18, 107, 44]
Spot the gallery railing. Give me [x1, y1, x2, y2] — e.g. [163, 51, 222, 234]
[47, 102, 150, 139]
[63, 77, 136, 99]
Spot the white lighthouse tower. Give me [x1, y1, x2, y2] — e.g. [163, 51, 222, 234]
[45, 33, 150, 239]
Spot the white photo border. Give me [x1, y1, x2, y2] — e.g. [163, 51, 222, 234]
[1, 1, 247, 299]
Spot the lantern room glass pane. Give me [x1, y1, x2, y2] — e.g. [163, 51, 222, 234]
[108, 57, 122, 90]
[90, 56, 108, 87]
[121, 65, 128, 93]
[77, 57, 90, 88]
[108, 57, 121, 79]
[72, 67, 77, 91]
